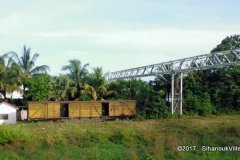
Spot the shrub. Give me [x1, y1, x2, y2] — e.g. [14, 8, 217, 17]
[0, 125, 32, 144]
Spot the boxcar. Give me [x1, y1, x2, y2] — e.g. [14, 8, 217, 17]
[27, 100, 136, 120]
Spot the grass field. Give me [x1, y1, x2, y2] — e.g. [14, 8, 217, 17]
[0, 115, 240, 160]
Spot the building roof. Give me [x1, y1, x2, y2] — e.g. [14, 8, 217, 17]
[0, 102, 18, 110]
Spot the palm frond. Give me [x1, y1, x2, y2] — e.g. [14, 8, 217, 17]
[5, 51, 22, 67]
[30, 65, 50, 75]
[29, 53, 39, 70]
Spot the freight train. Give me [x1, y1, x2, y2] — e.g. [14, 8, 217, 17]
[27, 100, 136, 120]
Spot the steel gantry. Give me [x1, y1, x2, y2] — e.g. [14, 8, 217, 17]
[105, 49, 240, 114]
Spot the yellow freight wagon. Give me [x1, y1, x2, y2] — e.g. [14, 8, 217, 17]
[108, 101, 136, 117]
[28, 102, 60, 119]
[27, 100, 136, 120]
[68, 101, 102, 118]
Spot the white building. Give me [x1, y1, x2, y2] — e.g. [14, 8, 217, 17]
[6, 91, 23, 99]
[0, 102, 18, 125]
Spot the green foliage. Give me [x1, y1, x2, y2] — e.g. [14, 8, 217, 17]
[87, 67, 113, 100]
[183, 72, 215, 116]
[62, 59, 89, 100]
[88, 67, 106, 89]
[79, 93, 92, 101]
[140, 90, 169, 119]
[108, 79, 170, 118]
[183, 35, 240, 115]
[10, 46, 50, 76]
[0, 55, 22, 99]
[108, 79, 144, 99]
[9, 45, 49, 101]
[26, 74, 52, 101]
[199, 93, 215, 116]
[210, 67, 240, 111]
[211, 35, 240, 53]
[0, 125, 31, 144]
[1, 35, 240, 118]
[50, 75, 70, 101]
[81, 84, 98, 101]
[0, 116, 240, 159]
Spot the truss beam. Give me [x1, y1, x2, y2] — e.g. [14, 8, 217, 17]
[106, 49, 240, 81]
[106, 49, 240, 115]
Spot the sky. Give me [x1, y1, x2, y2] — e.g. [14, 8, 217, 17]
[0, 0, 240, 75]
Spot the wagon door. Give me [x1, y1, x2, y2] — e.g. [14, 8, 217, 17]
[69, 102, 79, 118]
[60, 103, 69, 118]
[47, 102, 60, 119]
[109, 102, 115, 117]
[102, 102, 109, 116]
[109, 101, 122, 117]
[80, 102, 91, 118]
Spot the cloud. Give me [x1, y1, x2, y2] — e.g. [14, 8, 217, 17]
[35, 28, 236, 51]
[35, 27, 238, 75]
[1, 0, 240, 75]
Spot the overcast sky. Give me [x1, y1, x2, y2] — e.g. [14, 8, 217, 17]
[0, 0, 240, 75]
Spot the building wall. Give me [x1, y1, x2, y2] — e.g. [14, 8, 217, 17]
[0, 104, 17, 124]
[20, 110, 28, 120]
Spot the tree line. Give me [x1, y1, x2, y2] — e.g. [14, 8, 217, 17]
[0, 48, 115, 103]
[0, 35, 240, 118]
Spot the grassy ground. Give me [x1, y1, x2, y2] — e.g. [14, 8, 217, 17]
[0, 115, 240, 160]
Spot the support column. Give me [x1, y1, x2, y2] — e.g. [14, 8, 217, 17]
[180, 72, 183, 115]
[171, 74, 174, 114]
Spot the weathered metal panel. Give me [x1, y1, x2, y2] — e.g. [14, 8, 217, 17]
[47, 102, 60, 118]
[109, 102, 115, 117]
[122, 101, 136, 116]
[91, 102, 102, 117]
[109, 101, 123, 117]
[28, 102, 47, 119]
[80, 102, 91, 117]
[69, 102, 79, 118]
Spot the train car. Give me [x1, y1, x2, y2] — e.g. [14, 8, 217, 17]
[28, 101, 60, 120]
[27, 100, 136, 120]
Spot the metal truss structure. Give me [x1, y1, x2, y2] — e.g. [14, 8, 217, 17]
[106, 49, 240, 114]
[106, 49, 240, 81]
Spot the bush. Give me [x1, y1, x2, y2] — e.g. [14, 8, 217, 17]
[0, 125, 32, 144]
[139, 90, 169, 119]
[184, 91, 215, 116]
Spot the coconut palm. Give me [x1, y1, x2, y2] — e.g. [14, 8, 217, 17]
[50, 75, 70, 101]
[81, 84, 97, 101]
[0, 55, 22, 100]
[90, 67, 106, 86]
[8, 45, 50, 95]
[88, 67, 106, 99]
[0, 54, 6, 74]
[62, 59, 89, 99]
[0, 55, 7, 98]
[88, 67, 117, 100]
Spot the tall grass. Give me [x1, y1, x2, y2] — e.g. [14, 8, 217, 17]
[0, 115, 240, 160]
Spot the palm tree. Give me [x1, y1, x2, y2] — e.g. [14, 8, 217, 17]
[0, 55, 22, 100]
[0, 55, 7, 99]
[88, 67, 116, 100]
[81, 84, 97, 101]
[9, 45, 50, 95]
[0, 54, 6, 74]
[50, 75, 70, 101]
[62, 59, 89, 99]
